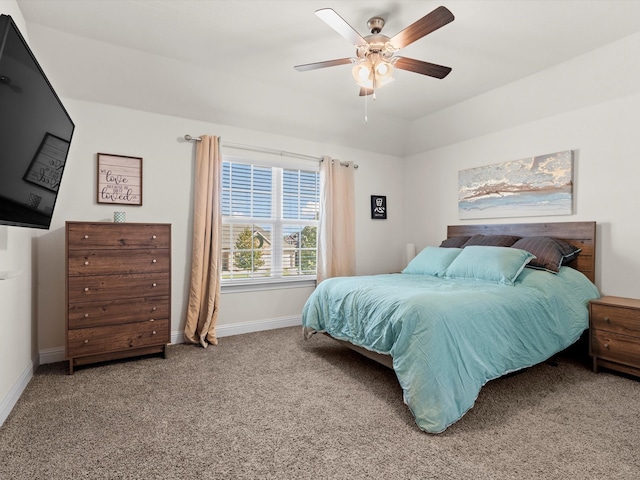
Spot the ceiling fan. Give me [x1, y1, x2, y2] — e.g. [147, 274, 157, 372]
[294, 6, 454, 97]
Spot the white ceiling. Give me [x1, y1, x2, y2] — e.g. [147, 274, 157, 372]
[16, 0, 640, 155]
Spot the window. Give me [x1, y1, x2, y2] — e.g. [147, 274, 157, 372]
[221, 158, 319, 285]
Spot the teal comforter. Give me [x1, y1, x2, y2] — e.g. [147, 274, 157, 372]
[302, 267, 600, 433]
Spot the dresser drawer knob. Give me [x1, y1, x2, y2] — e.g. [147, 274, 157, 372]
[152, 259, 157, 263]
[603, 343, 610, 349]
[603, 317, 610, 323]
[84, 287, 89, 292]
[150, 318, 155, 322]
[152, 283, 157, 287]
[152, 307, 157, 311]
[152, 331, 157, 335]
[84, 235, 89, 239]
[84, 339, 89, 344]
[84, 313, 89, 318]
[84, 261, 89, 266]
[152, 235, 157, 239]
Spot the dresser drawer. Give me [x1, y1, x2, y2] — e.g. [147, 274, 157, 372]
[67, 223, 170, 249]
[590, 304, 640, 336]
[68, 249, 169, 276]
[68, 272, 169, 303]
[67, 319, 169, 358]
[68, 296, 169, 329]
[591, 330, 640, 368]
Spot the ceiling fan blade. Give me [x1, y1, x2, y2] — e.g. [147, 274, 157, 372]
[389, 6, 454, 50]
[394, 57, 452, 79]
[315, 8, 368, 47]
[359, 87, 374, 97]
[294, 58, 354, 72]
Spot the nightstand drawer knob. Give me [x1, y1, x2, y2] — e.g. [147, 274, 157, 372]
[603, 343, 610, 349]
[84, 313, 89, 318]
[84, 339, 89, 344]
[84, 235, 89, 239]
[150, 318, 155, 322]
[604, 317, 610, 323]
[152, 331, 157, 335]
[152, 307, 157, 311]
[152, 283, 157, 287]
[152, 235, 157, 239]
[84, 287, 89, 292]
[152, 259, 157, 263]
[84, 261, 89, 266]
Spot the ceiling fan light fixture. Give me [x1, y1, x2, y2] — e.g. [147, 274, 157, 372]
[352, 61, 372, 84]
[375, 59, 394, 80]
[352, 57, 394, 89]
[376, 62, 389, 75]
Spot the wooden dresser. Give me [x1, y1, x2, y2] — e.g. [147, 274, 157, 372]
[589, 296, 640, 378]
[65, 221, 171, 374]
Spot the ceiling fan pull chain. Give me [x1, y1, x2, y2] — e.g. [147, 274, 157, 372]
[364, 90, 368, 123]
[373, 74, 377, 100]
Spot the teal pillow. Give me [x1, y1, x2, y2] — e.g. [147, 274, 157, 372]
[444, 246, 536, 286]
[402, 247, 463, 276]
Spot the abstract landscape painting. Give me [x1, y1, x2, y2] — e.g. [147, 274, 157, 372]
[458, 150, 573, 219]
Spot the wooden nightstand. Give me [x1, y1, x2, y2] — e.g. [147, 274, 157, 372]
[589, 296, 640, 377]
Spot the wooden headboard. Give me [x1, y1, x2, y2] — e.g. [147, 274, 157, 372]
[447, 221, 596, 283]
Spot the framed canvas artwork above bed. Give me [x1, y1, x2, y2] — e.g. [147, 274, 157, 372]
[458, 150, 574, 220]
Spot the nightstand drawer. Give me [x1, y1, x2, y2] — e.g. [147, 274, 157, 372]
[591, 330, 640, 368]
[590, 304, 640, 336]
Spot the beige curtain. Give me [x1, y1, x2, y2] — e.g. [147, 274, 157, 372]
[317, 156, 356, 283]
[184, 135, 222, 348]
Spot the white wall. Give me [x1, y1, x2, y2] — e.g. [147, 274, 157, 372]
[403, 32, 640, 298]
[36, 98, 406, 356]
[0, 0, 40, 426]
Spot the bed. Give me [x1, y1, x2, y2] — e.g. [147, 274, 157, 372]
[302, 221, 600, 433]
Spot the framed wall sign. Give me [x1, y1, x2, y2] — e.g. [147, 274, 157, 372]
[23, 133, 70, 192]
[371, 195, 387, 219]
[97, 153, 142, 205]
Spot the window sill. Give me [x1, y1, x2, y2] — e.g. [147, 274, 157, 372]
[221, 277, 317, 293]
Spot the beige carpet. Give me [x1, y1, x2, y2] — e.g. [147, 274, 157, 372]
[1, 326, 639, 479]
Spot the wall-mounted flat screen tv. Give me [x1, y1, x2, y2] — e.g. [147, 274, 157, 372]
[0, 14, 75, 229]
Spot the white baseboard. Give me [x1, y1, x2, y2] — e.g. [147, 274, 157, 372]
[39, 346, 66, 365]
[0, 356, 37, 427]
[171, 314, 302, 344]
[216, 314, 302, 338]
[39, 315, 303, 365]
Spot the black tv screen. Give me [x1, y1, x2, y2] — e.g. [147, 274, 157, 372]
[0, 14, 74, 229]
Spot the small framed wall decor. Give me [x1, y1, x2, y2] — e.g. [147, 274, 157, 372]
[23, 133, 71, 192]
[97, 153, 142, 205]
[371, 195, 387, 219]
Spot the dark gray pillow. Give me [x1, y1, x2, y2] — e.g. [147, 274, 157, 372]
[462, 234, 521, 247]
[511, 236, 581, 273]
[439, 236, 470, 248]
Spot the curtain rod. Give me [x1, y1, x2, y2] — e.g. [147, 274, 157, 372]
[183, 134, 357, 169]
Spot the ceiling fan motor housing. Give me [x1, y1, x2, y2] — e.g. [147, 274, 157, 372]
[357, 33, 394, 59]
[367, 16, 385, 34]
